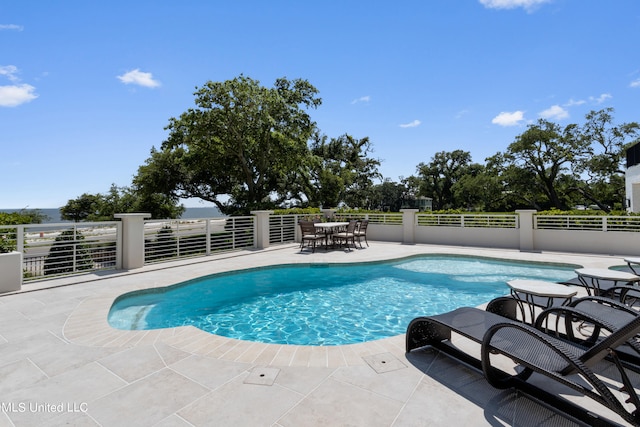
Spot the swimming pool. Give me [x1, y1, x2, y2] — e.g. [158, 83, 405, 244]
[108, 255, 578, 345]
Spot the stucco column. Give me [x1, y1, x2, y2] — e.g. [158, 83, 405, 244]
[400, 209, 418, 244]
[516, 209, 536, 252]
[321, 208, 336, 220]
[114, 213, 151, 269]
[251, 210, 274, 249]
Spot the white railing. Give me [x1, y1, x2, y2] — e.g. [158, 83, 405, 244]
[269, 215, 297, 244]
[0, 222, 121, 282]
[333, 212, 403, 224]
[534, 215, 640, 232]
[417, 214, 519, 229]
[143, 216, 255, 264]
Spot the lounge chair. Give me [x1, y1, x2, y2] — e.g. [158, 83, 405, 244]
[299, 221, 324, 252]
[354, 219, 369, 248]
[488, 292, 640, 367]
[332, 220, 357, 250]
[406, 306, 640, 426]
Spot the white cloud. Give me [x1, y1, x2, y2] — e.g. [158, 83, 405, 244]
[0, 24, 23, 31]
[491, 111, 525, 126]
[0, 84, 38, 107]
[589, 93, 612, 104]
[631, 79, 640, 88]
[479, 0, 551, 11]
[351, 95, 370, 104]
[117, 69, 161, 88]
[399, 119, 421, 128]
[0, 65, 20, 82]
[563, 98, 586, 107]
[539, 104, 569, 120]
[455, 109, 471, 119]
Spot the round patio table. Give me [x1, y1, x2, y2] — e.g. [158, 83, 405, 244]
[507, 279, 577, 325]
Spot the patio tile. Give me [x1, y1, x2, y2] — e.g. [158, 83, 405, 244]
[178, 376, 303, 426]
[40, 412, 100, 426]
[3, 362, 127, 426]
[152, 414, 194, 426]
[0, 330, 66, 367]
[0, 358, 48, 395]
[277, 376, 403, 427]
[97, 345, 173, 383]
[88, 368, 210, 426]
[29, 342, 121, 377]
[272, 366, 335, 395]
[168, 354, 250, 390]
[331, 364, 421, 402]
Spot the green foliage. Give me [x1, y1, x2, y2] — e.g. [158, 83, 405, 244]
[417, 150, 475, 210]
[272, 207, 321, 215]
[135, 75, 322, 215]
[43, 230, 93, 276]
[60, 184, 185, 221]
[0, 210, 47, 253]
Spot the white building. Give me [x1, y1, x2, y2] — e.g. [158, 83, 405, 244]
[625, 143, 640, 212]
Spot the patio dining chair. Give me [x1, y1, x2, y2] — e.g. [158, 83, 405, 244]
[406, 305, 640, 426]
[332, 220, 358, 251]
[299, 220, 324, 253]
[354, 219, 369, 248]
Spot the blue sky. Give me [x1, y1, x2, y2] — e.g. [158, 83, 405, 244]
[1, 0, 639, 208]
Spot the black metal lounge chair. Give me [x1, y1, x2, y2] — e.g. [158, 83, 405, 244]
[488, 293, 640, 369]
[299, 221, 324, 252]
[406, 306, 640, 426]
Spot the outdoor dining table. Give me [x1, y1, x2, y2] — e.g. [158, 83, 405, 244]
[313, 222, 349, 248]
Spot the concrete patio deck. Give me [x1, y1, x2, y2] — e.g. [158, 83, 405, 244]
[0, 242, 636, 426]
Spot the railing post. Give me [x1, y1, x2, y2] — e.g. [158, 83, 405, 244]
[400, 209, 418, 244]
[16, 225, 24, 253]
[206, 219, 211, 255]
[114, 213, 151, 269]
[516, 210, 536, 252]
[251, 210, 274, 249]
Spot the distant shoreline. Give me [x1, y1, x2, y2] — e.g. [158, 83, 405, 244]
[0, 207, 224, 223]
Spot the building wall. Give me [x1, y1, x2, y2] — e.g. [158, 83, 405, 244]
[626, 163, 640, 212]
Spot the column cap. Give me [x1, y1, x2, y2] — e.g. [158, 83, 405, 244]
[114, 213, 152, 219]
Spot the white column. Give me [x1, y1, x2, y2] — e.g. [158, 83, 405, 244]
[250, 210, 274, 249]
[114, 213, 151, 269]
[400, 209, 418, 244]
[516, 209, 536, 252]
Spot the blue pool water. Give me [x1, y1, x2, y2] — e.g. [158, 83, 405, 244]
[108, 255, 577, 345]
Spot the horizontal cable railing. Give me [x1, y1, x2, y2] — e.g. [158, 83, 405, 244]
[0, 222, 121, 282]
[333, 212, 403, 224]
[144, 216, 255, 264]
[416, 214, 519, 228]
[269, 215, 297, 244]
[534, 215, 640, 232]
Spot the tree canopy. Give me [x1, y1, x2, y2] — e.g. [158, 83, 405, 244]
[135, 75, 322, 215]
[60, 185, 184, 221]
[63, 73, 637, 217]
